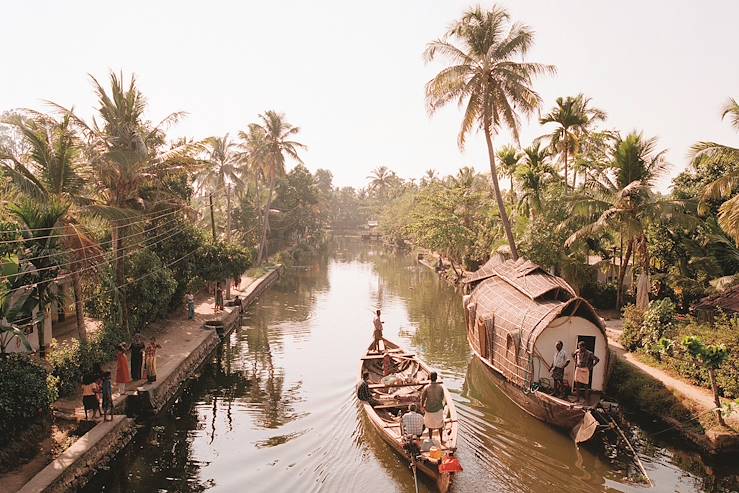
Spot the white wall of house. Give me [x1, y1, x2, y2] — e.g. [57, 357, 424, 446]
[533, 316, 608, 391]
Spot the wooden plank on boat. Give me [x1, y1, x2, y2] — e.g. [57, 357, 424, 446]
[384, 419, 457, 428]
[369, 380, 439, 389]
[361, 353, 414, 360]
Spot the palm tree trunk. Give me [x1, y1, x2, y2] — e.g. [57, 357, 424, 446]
[257, 174, 276, 265]
[510, 176, 515, 205]
[226, 185, 232, 243]
[563, 140, 569, 189]
[37, 299, 46, 358]
[72, 269, 87, 343]
[112, 226, 129, 334]
[571, 167, 577, 190]
[708, 368, 726, 426]
[617, 238, 633, 308]
[483, 119, 518, 260]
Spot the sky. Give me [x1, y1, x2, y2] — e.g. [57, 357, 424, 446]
[3, 1, 738, 191]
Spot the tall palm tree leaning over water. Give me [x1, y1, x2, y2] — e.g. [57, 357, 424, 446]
[424, 4, 555, 260]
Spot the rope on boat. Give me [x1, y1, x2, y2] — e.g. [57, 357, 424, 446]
[411, 459, 419, 493]
[606, 414, 652, 487]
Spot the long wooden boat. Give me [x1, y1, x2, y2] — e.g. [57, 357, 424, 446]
[463, 258, 611, 441]
[359, 338, 460, 493]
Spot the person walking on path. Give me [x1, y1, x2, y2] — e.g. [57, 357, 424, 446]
[130, 331, 145, 380]
[101, 371, 113, 421]
[421, 371, 445, 444]
[115, 343, 132, 395]
[372, 310, 384, 352]
[215, 283, 224, 312]
[144, 336, 162, 383]
[185, 291, 195, 320]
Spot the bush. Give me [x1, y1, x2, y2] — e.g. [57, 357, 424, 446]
[126, 249, 177, 330]
[0, 354, 55, 446]
[620, 298, 676, 354]
[47, 322, 126, 397]
[582, 282, 618, 309]
[663, 314, 739, 398]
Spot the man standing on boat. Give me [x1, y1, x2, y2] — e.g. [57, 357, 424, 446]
[372, 309, 384, 352]
[572, 341, 599, 403]
[421, 372, 445, 443]
[549, 341, 570, 397]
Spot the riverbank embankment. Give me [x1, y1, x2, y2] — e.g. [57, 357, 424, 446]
[7, 265, 283, 493]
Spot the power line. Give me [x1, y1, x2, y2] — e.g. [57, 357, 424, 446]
[1, 222, 190, 296]
[0, 208, 183, 244]
[10, 214, 182, 265]
[11, 244, 202, 329]
[0, 220, 185, 283]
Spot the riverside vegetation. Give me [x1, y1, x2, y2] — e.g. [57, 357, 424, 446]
[0, 72, 346, 471]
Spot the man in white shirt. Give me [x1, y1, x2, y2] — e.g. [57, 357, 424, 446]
[549, 340, 570, 397]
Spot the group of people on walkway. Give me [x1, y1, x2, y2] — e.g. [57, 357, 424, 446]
[82, 331, 161, 420]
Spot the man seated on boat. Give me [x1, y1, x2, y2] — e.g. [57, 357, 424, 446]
[572, 342, 600, 403]
[383, 351, 398, 376]
[549, 340, 570, 397]
[401, 403, 425, 438]
[372, 310, 384, 352]
[357, 372, 379, 406]
[420, 372, 445, 444]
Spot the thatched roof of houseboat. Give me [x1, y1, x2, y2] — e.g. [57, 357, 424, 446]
[465, 258, 605, 353]
[693, 284, 739, 315]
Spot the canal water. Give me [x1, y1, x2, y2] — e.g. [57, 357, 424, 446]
[84, 238, 738, 492]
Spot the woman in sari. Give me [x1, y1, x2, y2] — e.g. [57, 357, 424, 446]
[144, 336, 162, 383]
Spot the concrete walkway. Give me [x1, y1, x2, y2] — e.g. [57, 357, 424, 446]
[604, 319, 738, 428]
[53, 271, 260, 420]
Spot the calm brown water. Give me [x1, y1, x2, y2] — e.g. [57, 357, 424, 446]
[84, 238, 738, 492]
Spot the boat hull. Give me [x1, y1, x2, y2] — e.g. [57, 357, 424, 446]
[470, 348, 589, 432]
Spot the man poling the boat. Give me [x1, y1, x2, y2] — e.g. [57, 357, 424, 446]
[372, 309, 384, 352]
[572, 341, 599, 402]
[421, 372, 445, 444]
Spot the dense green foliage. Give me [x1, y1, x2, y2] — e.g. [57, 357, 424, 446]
[0, 354, 57, 444]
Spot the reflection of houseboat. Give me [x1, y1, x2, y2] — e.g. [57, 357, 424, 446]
[361, 220, 381, 240]
[462, 258, 611, 437]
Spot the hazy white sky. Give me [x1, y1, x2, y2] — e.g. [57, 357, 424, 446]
[3, 1, 738, 190]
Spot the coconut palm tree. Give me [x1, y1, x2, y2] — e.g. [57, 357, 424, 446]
[51, 71, 196, 332]
[567, 132, 694, 307]
[539, 94, 606, 189]
[515, 143, 557, 218]
[195, 134, 244, 243]
[424, 5, 555, 260]
[496, 145, 522, 204]
[367, 166, 395, 198]
[693, 98, 739, 243]
[250, 111, 305, 265]
[0, 112, 100, 342]
[420, 169, 439, 187]
[6, 199, 68, 356]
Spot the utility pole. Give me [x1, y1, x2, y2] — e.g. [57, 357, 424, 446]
[226, 184, 231, 243]
[209, 194, 217, 242]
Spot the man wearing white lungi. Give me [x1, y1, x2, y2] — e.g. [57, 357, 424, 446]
[421, 371, 445, 443]
[572, 341, 599, 403]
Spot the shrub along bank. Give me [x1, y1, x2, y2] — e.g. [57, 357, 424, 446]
[621, 298, 739, 400]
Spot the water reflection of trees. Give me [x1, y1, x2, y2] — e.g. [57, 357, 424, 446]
[369, 248, 470, 369]
[241, 322, 302, 429]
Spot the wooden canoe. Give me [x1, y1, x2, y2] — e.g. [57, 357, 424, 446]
[359, 338, 460, 493]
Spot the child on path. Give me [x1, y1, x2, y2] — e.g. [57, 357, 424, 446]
[101, 371, 113, 421]
[81, 374, 100, 420]
[185, 291, 195, 320]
